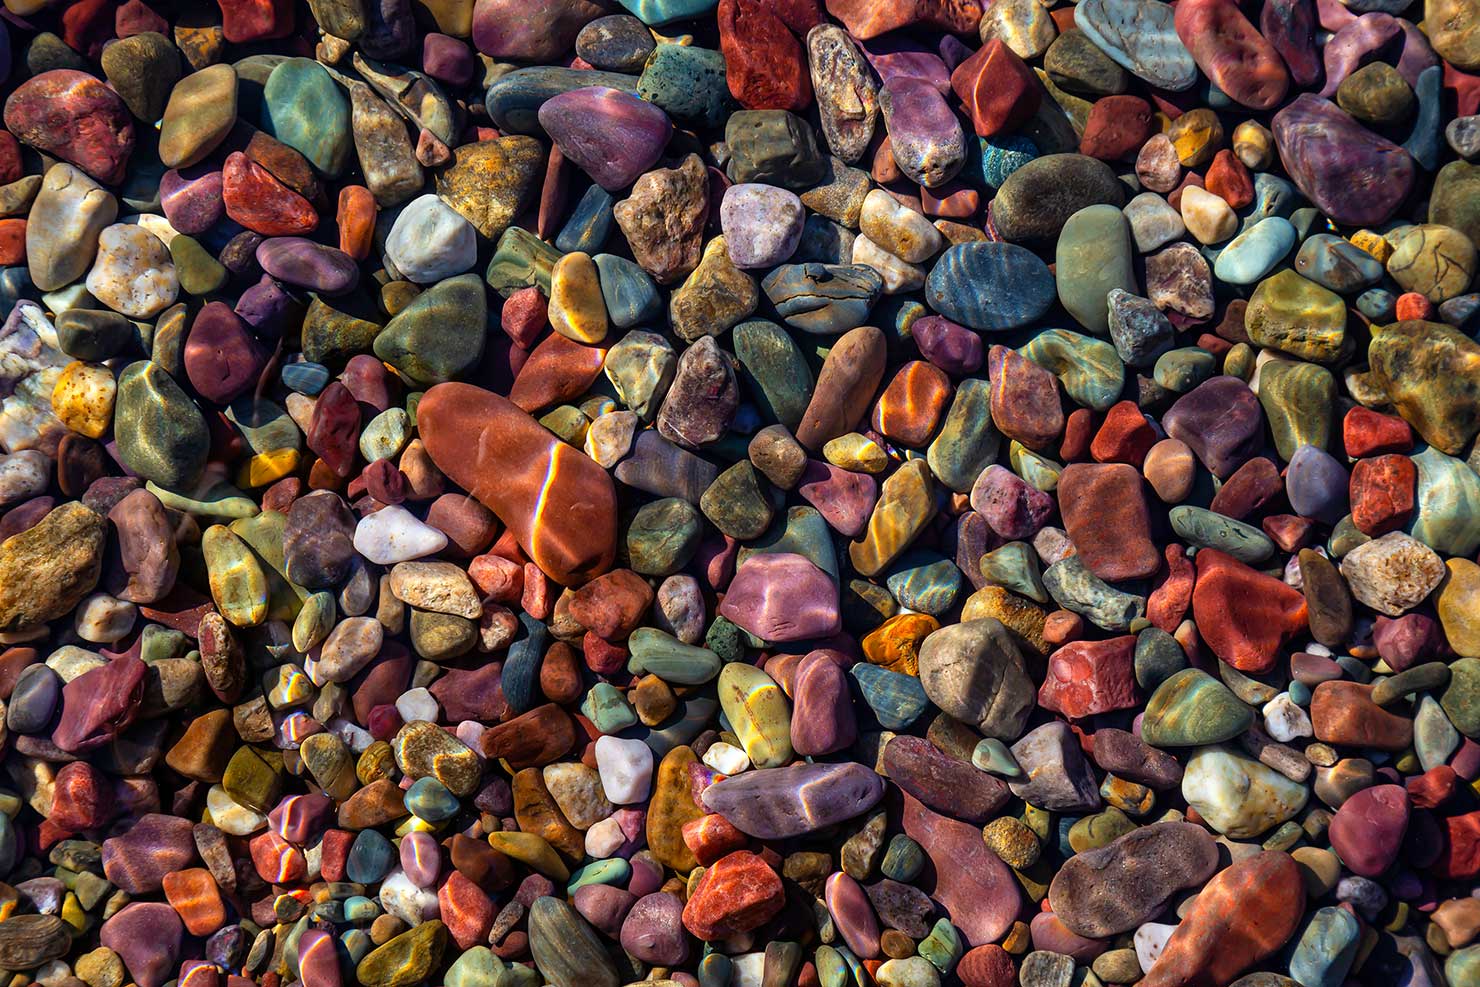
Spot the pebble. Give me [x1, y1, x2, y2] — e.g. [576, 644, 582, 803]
[0, 7, 1473, 987]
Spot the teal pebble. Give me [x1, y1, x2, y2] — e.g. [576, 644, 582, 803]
[885, 552, 962, 616]
[880, 834, 925, 882]
[851, 663, 930, 730]
[1288, 906, 1360, 987]
[581, 681, 639, 733]
[567, 857, 631, 894]
[405, 777, 460, 822]
[918, 918, 963, 974]
[595, 253, 662, 330]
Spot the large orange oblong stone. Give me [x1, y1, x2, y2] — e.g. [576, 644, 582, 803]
[417, 383, 617, 585]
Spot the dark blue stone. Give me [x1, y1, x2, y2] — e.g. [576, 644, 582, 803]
[282, 361, 331, 395]
[1403, 65, 1442, 172]
[556, 184, 616, 254]
[850, 663, 930, 730]
[502, 611, 548, 714]
[761, 263, 882, 335]
[346, 828, 395, 884]
[594, 253, 662, 329]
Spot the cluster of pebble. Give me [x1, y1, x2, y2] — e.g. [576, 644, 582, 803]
[3, 0, 1480, 986]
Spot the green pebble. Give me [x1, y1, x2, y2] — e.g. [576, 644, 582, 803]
[1169, 505, 1276, 563]
[627, 628, 722, 685]
[580, 682, 638, 734]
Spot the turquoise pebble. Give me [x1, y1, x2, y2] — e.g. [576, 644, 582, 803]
[885, 552, 962, 616]
[567, 857, 631, 894]
[880, 834, 925, 882]
[581, 681, 638, 733]
[405, 777, 460, 822]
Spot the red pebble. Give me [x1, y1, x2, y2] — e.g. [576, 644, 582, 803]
[1435, 810, 1480, 879]
[1204, 149, 1254, 208]
[950, 39, 1039, 137]
[248, 831, 306, 883]
[0, 219, 24, 266]
[958, 945, 1016, 987]
[0, 132, 22, 185]
[1059, 407, 1094, 462]
[1409, 765, 1458, 810]
[319, 829, 353, 881]
[222, 152, 319, 236]
[219, 0, 294, 41]
[1037, 635, 1138, 718]
[682, 813, 749, 865]
[718, 0, 812, 112]
[1350, 453, 1416, 535]
[500, 287, 548, 348]
[681, 850, 784, 940]
[1090, 400, 1157, 466]
[1191, 548, 1307, 673]
[337, 185, 377, 260]
[1078, 95, 1154, 160]
[440, 871, 496, 949]
[1395, 291, 1435, 321]
[1343, 406, 1413, 457]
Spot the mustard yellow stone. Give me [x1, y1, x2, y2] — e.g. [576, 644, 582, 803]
[237, 447, 301, 488]
[1167, 108, 1222, 167]
[960, 584, 1049, 654]
[861, 612, 939, 675]
[548, 250, 609, 344]
[51, 361, 116, 438]
[848, 460, 935, 577]
[202, 524, 269, 628]
[1440, 558, 1480, 659]
[1232, 120, 1274, 170]
[485, 831, 569, 880]
[824, 432, 889, 473]
[1350, 229, 1393, 264]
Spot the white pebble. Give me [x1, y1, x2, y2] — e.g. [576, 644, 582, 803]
[1262, 693, 1313, 742]
[594, 735, 654, 804]
[703, 741, 751, 775]
[379, 868, 440, 926]
[72, 592, 137, 644]
[354, 505, 448, 565]
[1135, 922, 1177, 974]
[385, 194, 477, 283]
[729, 952, 767, 987]
[396, 687, 439, 724]
[585, 816, 628, 858]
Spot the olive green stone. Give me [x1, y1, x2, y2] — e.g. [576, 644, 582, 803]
[356, 920, 449, 987]
[1141, 668, 1253, 747]
[203, 524, 270, 627]
[1442, 658, 1480, 738]
[669, 236, 759, 343]
[1153, 347, 1217, 393]
[1245, 270, 1347, 363]
[158, 64, 238, 169]
[927, 379, 1001, 493]
[303, 295, 384, 368]
[56, 308, 134, 361]
[1257, 359, 1335, 460]
[700, 461, 776, 540]
[1335, 62, 1414, 125]
[979, 541, 1047, 603]
[1055, 204, 1135, 335]
[1431, 160, 1480, 246]
[435, 136, 544, 240]
[101, 32, 181, 122]
[1133, 627, 1187, 691]
[373, 274, 487, 386]
[485, 226, 561, 298]
[1371, 321, 1480, 455]
[306, 0, 366, 39]
[170, 234, 227, 296]
[116, 361, 209, 490]
[1042, 556, 1144, 631]
[1067, 806, 1136, 852]
[152, 304, 189, 376]
[733, 319, 813, 430]
[637, 43, 732, 129]
[223, 745, 285, 812]
[1020, 328, 1124, 411]
[627, 628, 722, 685]
[1372, 662, 1451, 705]
[293, 591, 337, 654]
[625, 498, 702, 575]
[1169, 505, 1275, 563]
[1387, 224, 1478, 303]
[408, 609, 476, 661]
[604, 330, 676, 421]
[228, 398, 301, 455]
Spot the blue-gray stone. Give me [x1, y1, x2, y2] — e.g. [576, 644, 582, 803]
[1294, 234, 1385, 294]
[851, 663, 930, 730]
[485, 67, 641, 134]
[1073, 0, 1197, 91]
[925, 242, 1055, 332]
[762, 263, 882, 335]
[885, 552, 962, 616]
[594, 253, 662, 329]
[555, 184, 615, 254]
[1213, 217, 1297, 285]
[1403, 65, 1443, 172]
[1289, 906, 1361, 987]
[281, 361, 330, 395]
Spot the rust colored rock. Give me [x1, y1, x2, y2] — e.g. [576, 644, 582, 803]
[949, 40, 1039, 138]
[871, 360, 952, 448]
[1207, 456, 1283, 520]
[1037, 635, 1138, 719]
[568, 568, 654, 640]
[418, 383, 618, 585]
[1057, 463, 1159, 581]
[988, 345, 1063, 451]
[222, 152, 318, 236]
[478, 704, 576, 768]
[1349, 453, 1416, 536]
[1140, 851, 1304, 987]
[1191, 548, 1308, 673]
[509, 334, 608, 413]
[824, 0, 983, 39]
[1090, 401, 1157, 466]
[796, 326, 888, 451]
[3, 70, 135, 185]
[719, 0, 812, 112]
[681, 850, 785, 940]
[1078, 96, 1154, 161]
[1310, 680, 1415, 751]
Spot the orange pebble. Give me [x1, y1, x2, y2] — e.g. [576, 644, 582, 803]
[1395, 291, 1435, 321]
[0, 219, 24, 266]
[162, 867, 227, 936]
[337, 185, 377, 261]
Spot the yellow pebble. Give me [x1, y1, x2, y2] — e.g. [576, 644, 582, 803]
[486, 831, 570, 880]
[1231, 120, 1275, 170]
[1167, 108, 1224, 167]
[50, 361, 116, 438]
[1350, 229, 1394, 264]
[60, 891, 87, 933]
[237, 448, 300, 488]
[823, 432, 889, 473]
[861, 612, 939, 675]
[548, 251, 609, 344]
